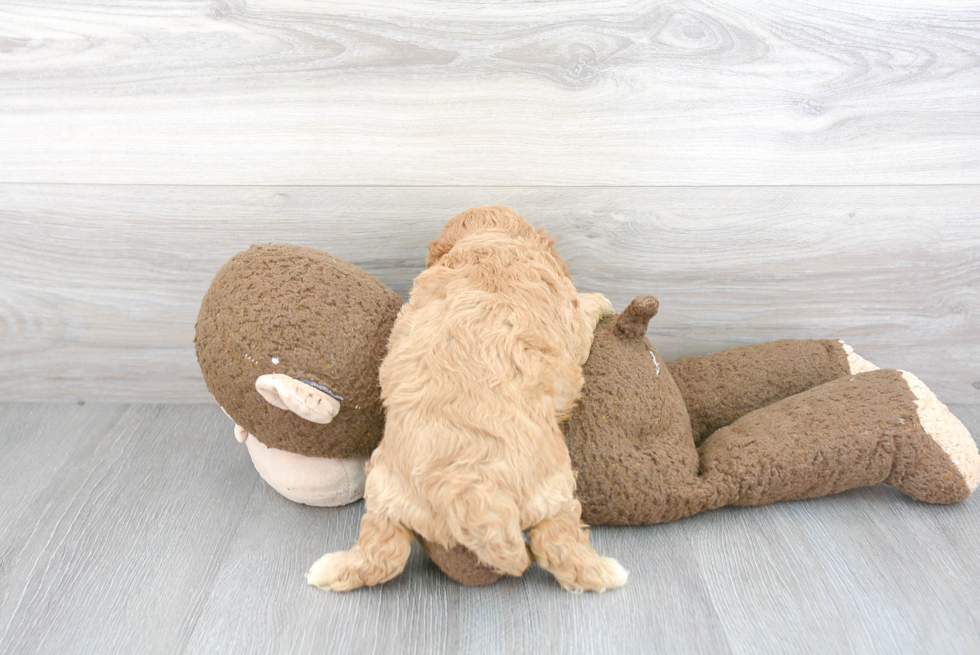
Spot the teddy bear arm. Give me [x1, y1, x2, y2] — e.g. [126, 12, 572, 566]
[667, 339, 872, 445]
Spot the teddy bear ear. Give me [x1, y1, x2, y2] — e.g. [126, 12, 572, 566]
[254, 374, 342, 424]
[614, 295, 659, 340]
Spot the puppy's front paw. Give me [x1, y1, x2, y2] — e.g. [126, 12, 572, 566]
[307, 551, 362, 592]
[596, 294, 614, 318]
[580, 293, 614, 319]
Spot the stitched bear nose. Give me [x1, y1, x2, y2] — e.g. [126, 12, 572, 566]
[614, 295, 659, 340]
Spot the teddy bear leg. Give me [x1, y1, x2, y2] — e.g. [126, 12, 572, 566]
[696, 369, 980, 509]
[885, 371, 980, 503]
[418, 537, 504, 586]
[668, 339, 876, 445]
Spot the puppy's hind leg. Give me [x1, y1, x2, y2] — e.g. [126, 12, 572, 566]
[307, 509, 413, 591]
[529, 500, 628, 593]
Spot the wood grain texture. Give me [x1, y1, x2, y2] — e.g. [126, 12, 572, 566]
[0, 405, 258, 654]
[1, 403, 979, 654]
[1, 184, 977, 403]
[1, 1, 979, 185]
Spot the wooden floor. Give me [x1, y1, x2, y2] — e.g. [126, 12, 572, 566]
[1, 402, 979, 654]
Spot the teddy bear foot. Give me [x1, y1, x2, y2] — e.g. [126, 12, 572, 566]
[237, 427, 368, 506]
[839, 340, 879, 374]
[886, 371, 980, 504]
[418, 538, 504, 586]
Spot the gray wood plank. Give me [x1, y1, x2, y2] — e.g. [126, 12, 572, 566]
[2, 403, 980, 654]
[688, 488, 980, 654]
[689, 404, 980, 654]
[0, 404, 125, 532]
[1, 184, 977, 403]
[182, 490, 731, 655]
[0, 404, 258, 655]
[179, 402, 980, 655]
[1, 1, 978, 185]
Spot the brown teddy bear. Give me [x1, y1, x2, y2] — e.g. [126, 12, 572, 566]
[195, 243, 402, 507]
[196, 239, 979, 586]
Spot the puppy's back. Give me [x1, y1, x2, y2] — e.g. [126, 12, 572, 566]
[378, 230, 584, 492]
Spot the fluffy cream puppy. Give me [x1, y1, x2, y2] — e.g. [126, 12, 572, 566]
[308, 206, 627, 592]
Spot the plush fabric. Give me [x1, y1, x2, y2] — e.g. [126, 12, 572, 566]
[668, 339, 852, 445]
[243, 434, 368, 506]
[195, 244, 402, 459]
[563, 296, 698, 525]
[195, 243, 979, 588]
[420, 538, 504, 586]
[698, 369, 973, 508]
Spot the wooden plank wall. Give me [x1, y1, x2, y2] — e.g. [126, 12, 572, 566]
[1, 1, 978, 403]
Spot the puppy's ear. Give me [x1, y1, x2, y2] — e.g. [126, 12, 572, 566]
[427, 231, 456, 268]
[427, 209, 473, 267]
[537, 229, 572, 279]
[255, 374, 341, 424]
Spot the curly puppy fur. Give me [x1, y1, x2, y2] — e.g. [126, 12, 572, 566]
[308, 206, 628, 593]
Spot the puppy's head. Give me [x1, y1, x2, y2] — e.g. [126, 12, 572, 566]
[427, 205, 570, 277]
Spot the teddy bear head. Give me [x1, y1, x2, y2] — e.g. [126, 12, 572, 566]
[195, 244, 403, 503]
